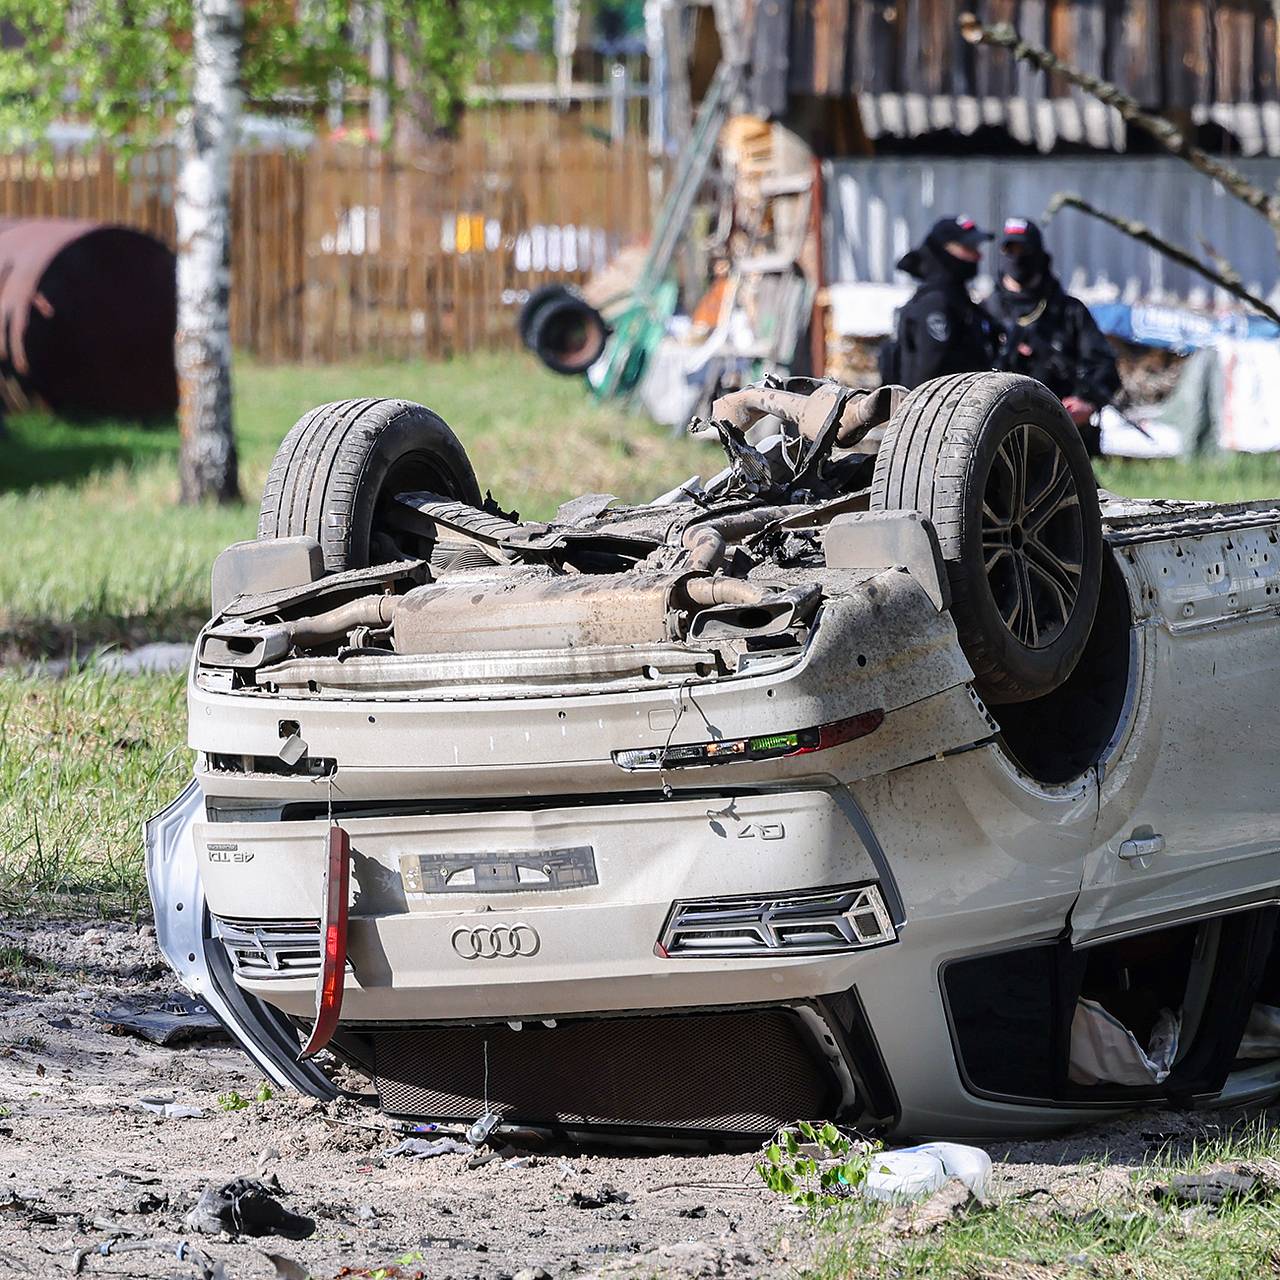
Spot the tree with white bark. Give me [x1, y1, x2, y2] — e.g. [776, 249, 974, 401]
[0, 0, 545, 504]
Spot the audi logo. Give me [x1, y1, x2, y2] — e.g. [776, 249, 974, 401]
[451, 923, 541, 960]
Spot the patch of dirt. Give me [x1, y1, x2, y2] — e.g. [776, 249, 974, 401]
[0, 920, 1272, 1279]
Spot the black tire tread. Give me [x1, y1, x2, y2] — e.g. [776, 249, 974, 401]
[872, 373, 1098, 703]
[258, 398, 480, 573]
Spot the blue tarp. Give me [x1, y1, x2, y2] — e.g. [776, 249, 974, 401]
[1090, 301, 1280, 351]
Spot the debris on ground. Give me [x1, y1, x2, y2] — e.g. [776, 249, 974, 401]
[386, 1136, 472, 1159]
[94, 994, 224, 1046]
[881, 1178, 981, 1236]
[71, 1235, 227, 1279]
[184, 1177, 316, 1240]
[571, 1185, 633, 1210]
[135, 1095, 206, 1119]
[1152, 1165, 1274, 1209]
[466, 1110, 501, 1146]
[2, 918, 1274, 1278]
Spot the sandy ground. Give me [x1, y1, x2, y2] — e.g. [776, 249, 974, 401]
[0, 920, 1273, 1280]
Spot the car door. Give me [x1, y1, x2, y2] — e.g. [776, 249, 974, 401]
[1073, 516, 1280, 942]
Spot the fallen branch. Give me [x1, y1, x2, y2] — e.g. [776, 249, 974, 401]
[1044, 192, 1280, 326]
[960, 13, 1280, 240]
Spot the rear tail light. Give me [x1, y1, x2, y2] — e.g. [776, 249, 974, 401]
[298, 824, 351, 1061]
[658, 883, 895, 958]
[613, 709, 884, 772]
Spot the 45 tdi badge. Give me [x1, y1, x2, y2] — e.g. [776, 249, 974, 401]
[206, 842, 254, 865]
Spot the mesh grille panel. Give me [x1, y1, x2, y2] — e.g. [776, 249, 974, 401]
[373, 1008, 836, 1136]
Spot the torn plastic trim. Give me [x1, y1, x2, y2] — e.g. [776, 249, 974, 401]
[143, 780, 338, 1099]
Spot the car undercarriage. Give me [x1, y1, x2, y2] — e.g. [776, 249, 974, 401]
[148, 372, 1280, 1141]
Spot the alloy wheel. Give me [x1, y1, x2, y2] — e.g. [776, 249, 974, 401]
[980, 422, 1085, 649]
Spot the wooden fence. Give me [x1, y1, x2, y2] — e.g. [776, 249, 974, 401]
[0, 134, 655, 363]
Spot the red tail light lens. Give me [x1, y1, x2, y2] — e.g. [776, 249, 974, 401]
[298, 824, 350, 1061]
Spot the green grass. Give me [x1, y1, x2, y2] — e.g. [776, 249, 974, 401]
[0, 353, 711, 659]
[1095, 451, 1280, 504]
[0, 667, 187, 915]
[807, 1120, 1280, 1280]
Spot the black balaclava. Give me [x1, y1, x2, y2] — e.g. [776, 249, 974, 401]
[924, 231, 979, 283]
[998, 217, 1049, 289]
[897, 216, 991, 286]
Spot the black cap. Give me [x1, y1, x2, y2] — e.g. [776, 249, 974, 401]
[1000, 216, 1045, 254]
[928, 215, 993, 250]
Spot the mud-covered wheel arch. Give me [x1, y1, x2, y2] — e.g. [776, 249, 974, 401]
[871, 372, 1103, 705]
[257, 398, 482, 573]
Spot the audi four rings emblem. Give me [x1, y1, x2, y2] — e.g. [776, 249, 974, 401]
[451, 923, 541, 960]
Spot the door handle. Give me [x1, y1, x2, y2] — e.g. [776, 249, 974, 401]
[1117, 833, 1165, 868]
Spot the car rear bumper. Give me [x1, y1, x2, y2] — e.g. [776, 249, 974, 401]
[194, 786, 900, 1021]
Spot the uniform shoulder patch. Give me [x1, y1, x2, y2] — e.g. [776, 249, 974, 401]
[926, 311, 950, 343]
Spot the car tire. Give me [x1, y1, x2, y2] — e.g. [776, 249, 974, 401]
[526, 292, 609, 376]
[870, 372, 1102, 704]
[518, 284, 574, 349]
[257, 398, 482, 573]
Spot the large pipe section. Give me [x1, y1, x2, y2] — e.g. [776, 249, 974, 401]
[0, 218, 177, 418]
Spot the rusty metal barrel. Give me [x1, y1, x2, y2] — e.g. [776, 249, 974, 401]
[0, 218, 177, 419]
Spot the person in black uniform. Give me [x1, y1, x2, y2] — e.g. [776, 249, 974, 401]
[984, 217, 1121, 456]
[879, 215, 996, 389]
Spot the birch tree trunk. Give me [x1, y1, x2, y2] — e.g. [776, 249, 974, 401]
[176, 0, 242, 505]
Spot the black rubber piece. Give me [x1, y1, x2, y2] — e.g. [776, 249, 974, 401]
[518, 283, 575, 348]
[527, 293, 609, 376]
[871, 372, 1103, 704]
[258, 398, 482, 573]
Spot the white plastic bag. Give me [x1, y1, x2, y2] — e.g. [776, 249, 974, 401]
[864, 1150, 946, 1202]
[864, 1142, 991, 1202]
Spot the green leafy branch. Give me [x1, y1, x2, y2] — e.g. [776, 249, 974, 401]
[757, 1120, 881, 1212]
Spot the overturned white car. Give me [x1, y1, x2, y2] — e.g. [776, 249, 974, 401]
[148, 372, 1280, 1141]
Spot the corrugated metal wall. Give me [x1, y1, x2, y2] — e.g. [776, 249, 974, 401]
[758, 0, 1277, 111]
[824, 156, 1280, 306]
